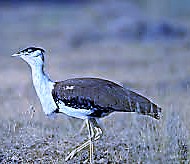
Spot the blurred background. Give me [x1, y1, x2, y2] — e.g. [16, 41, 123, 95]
[0, 0, 189, 163]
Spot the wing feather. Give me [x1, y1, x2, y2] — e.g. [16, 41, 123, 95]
[52, 78, 161, 119]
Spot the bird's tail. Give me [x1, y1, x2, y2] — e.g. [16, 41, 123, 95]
[131, 100, 162, 120]
[139, 102, 162, 120]
[127, 101, 162, 120]
[120, 90, 162, 120]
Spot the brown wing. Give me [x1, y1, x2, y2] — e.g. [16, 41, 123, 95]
[52, 78, 161, 119]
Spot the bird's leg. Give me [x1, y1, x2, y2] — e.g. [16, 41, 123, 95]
[86, 119, 94, 163]
[65, 118, 103, 163]
[65, 119, 95, 162]
[65, 139, 91, 161]
[73, 120, 86, 138]
[90, 118, 103, 141]
[87, 118, 103, 163]
[78, 120, 86, 135]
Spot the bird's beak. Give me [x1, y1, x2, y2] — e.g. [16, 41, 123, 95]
[12, 53, 21, 57]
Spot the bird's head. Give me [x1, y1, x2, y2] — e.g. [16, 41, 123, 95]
[12, 47, 45, 67]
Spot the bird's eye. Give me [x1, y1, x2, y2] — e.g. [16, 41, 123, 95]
[23, 51, 30, 55]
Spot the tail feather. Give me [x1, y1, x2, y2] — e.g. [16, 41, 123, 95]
[141, 103, 162, 120]
[123, 90, 162, 119]
[131, 101, 162, 120]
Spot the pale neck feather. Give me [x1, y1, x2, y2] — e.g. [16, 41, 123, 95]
[31, 64, 52, 93]
[30, 64, 57, 115]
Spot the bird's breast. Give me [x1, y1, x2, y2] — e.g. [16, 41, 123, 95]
[57, 100, 92, 119]
[34, 79, 57, 115]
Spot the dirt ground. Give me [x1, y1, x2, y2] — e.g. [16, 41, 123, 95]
[0, 1, 189, 163]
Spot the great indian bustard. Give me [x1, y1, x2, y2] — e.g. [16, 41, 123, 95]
[12, 47, 162, 163]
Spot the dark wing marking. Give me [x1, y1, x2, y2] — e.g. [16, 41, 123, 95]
[52, 78, 161, 119]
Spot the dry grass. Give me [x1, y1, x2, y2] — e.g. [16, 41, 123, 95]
[0, 1, 189, 163]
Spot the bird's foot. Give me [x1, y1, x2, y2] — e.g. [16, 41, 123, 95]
[65, 139, 91, 161]
[65, 149, 77, 161]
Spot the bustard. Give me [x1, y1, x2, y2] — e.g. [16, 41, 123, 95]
[12, 47, 162, 163]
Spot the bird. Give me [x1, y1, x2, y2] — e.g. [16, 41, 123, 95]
[12, 47, 162, 163]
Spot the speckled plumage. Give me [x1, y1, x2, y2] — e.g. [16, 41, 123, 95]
[52, 78, 161, 119]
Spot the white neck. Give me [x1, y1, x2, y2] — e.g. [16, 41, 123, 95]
[30, 64, 57, 115]
[31, 64, 51, 94]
